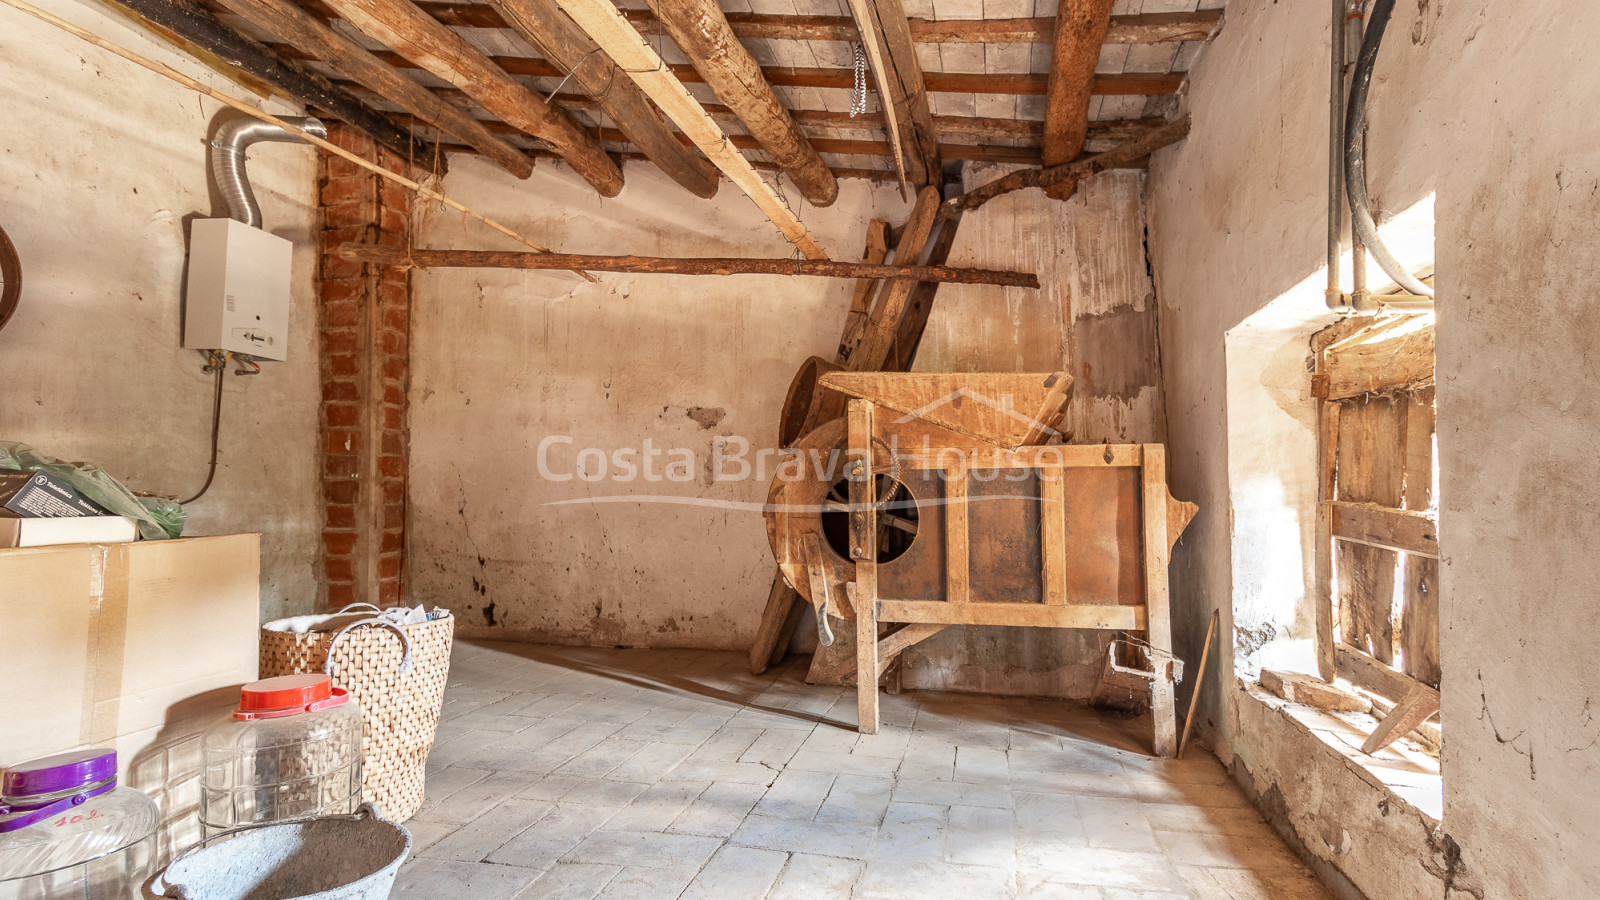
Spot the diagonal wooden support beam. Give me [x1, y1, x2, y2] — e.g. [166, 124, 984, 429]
[856, 0, 940, 188]
[643, 0, 837, 208]
[844, 0, 909, 192]
[210, 0, 533, 179]
[483, 0, 718, 198]
[318, 0, 622, 195]
[554, 0, 827, 258]
[941, 116, 1189, 217]
[1042, 0, 1114, 199]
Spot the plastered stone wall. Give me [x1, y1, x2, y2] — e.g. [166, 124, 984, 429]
[1148, 0, 1600, 896]
[0, 0, 322, 620]
[406, 157, 912, 648]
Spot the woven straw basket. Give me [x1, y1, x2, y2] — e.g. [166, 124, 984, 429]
[260, 607, 454, 822]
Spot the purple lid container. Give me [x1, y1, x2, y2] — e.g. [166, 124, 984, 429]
[2, 749, 117, 802]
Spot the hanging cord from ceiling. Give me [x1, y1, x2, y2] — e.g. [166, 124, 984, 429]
[1344, 0, 1434, 299]
[849, 43, 869, 118]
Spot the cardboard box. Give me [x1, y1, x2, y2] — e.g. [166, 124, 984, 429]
[0, 469, 108, 518]
[0, 534, 260, 778]
[0, 515, 138, 548]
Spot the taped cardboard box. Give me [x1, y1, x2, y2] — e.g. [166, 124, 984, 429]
[0, 534, 260, 854]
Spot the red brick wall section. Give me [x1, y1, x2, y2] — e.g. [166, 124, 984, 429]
[316, 124, 413, 611]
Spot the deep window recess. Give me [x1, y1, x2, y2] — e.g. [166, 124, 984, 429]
[1311, 313, 1440, 755]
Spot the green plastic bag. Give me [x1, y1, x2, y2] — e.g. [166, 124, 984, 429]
[0, 441, 184, 540]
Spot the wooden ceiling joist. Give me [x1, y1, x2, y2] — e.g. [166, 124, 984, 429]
[482, 0, 718, 198]
[642, 0, 837, 208]
[328, 46, 1184, 97]
[1042, 0, 1115, 199]
[848, 0, 939, 189]
[211, 0, 533, 178]
[909, 11, 1221, 44]
[316, 0, 622, 195]
[109, 0, 426, 160]
[553, 0, 827, 257]
[414, 3, 1220, 47]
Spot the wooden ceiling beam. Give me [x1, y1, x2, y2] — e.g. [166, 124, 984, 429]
[910, 11, 1221, 44]
[316, 0, 621, 194]
[553, 0, 827, 257]
[338, 243, 1039, 287]
[481, 0, 718, 198]
[414, 3, 1219, 45]
[642, 0, 837, 207]
[211, 0, 533, 178]
[320, 45, 1183, 95]
[1042, 0, 1114, 199]
[849, 0, 939, 188]
[111, 0, 427, 160]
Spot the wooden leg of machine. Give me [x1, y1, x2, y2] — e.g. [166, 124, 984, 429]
[847, 399, 880, 734]
[857, 593, 879, 732]
[1142, 445, 1178, 758]
[749, 569, 800, 675]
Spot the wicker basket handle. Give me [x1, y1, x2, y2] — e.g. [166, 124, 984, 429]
[331, 602, 386, 616]
[324, 617, 414, 677]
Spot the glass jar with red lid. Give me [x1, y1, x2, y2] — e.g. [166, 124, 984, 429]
[199, 674, 363, 834]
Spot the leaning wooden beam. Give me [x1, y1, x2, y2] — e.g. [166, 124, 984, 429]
[483, 0, 718, 198]
[857, 0, 941, 188]
[943, 116, 1190, 216]
[643, 0, 837, 207]
[105, 0, 424, 161]
[846, 185, 943, 369]
[883, 209, 962, 372]
[1042, 0, 1114, 197]
[843, 0, 910, 191]
[317, 0, 622, 196]
[210, 0, 532, 179]
[554, 0, 828, 258]
[337, 244, 1040, 287]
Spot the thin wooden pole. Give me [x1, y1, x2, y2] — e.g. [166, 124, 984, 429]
[1178, 607, 1220, 758]
[0, 0, 594, 282]
[336, 244, 1041, 287]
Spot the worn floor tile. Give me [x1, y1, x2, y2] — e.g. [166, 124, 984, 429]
[767, 853, 865, 899]
[514, 863, 621, 900]
[677, 846, 788, 899]
[394, 643, 1333, 900]
[393, 860, 541, 899]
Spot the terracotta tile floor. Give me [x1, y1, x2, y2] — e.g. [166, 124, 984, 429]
[393, 641, 1333, 899]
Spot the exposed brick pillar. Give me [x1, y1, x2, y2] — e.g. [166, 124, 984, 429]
[316, 124, 413, 610]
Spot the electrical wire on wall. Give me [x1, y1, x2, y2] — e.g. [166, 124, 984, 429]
[180, 349, 258, 505]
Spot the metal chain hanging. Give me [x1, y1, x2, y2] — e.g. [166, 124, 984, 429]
[849, 42, 869, 118]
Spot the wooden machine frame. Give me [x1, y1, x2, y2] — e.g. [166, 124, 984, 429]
[767, 372, 1196, 757]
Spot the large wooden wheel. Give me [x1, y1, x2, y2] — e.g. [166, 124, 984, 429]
[0, 225, 19, 335]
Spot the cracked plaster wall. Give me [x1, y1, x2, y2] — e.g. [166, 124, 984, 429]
[405, 156, 912, 648]
[1148, 0, 1600, 897]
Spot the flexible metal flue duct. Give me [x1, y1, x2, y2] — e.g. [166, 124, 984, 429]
[210, 116, 327, 228]
[1344, 0, 1434, 301]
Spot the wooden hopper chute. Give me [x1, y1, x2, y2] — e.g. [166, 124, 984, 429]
[816, 371, 1073, 449]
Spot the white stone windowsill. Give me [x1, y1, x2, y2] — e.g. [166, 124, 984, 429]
[1240, 680, 1443, 823]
